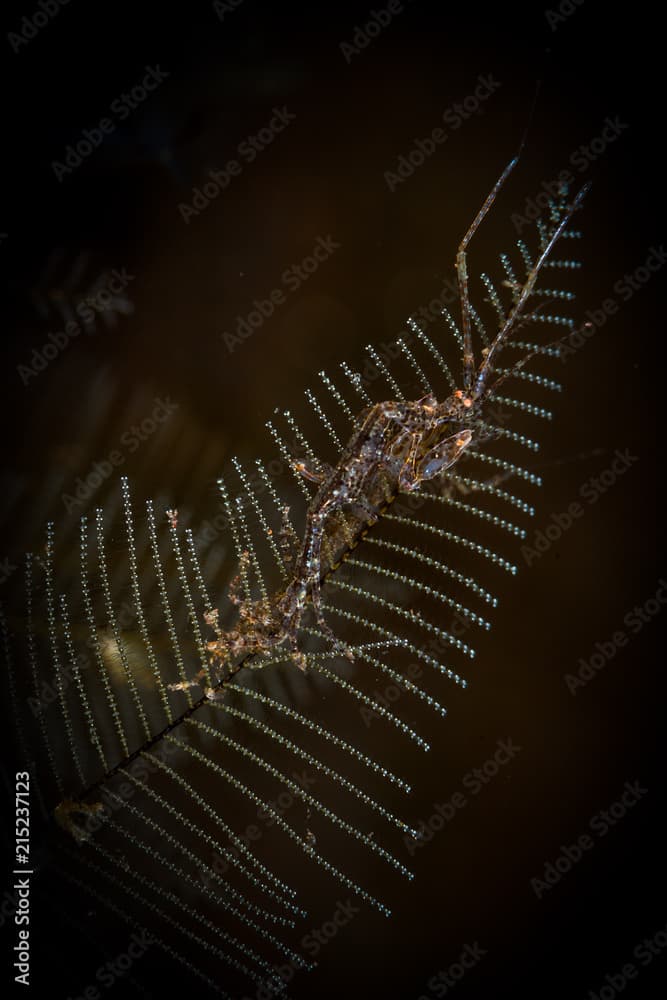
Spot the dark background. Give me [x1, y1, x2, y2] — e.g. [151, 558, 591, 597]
[1, 1, 665, 998]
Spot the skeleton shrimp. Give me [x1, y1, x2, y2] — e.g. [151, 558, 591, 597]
[173, 155, 588, 688]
